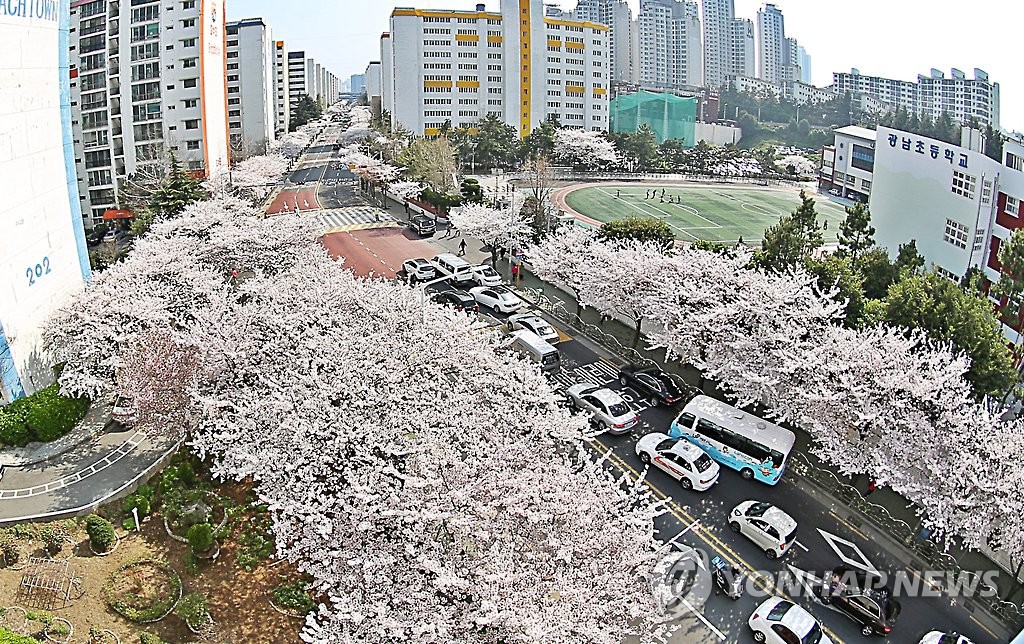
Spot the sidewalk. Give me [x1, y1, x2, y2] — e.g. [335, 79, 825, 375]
[0, 398, 113, 468]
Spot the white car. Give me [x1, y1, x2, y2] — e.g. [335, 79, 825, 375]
[919, 633, 974, 644]
[470, 264, 503, 287]
[402, 258, 437, 282]
[565, 384, 639, 435]
[112, 396, 137, 426]
[729, 501, 798, 559]
[507, 313, 559, 344]
[749, 597, 832, 644]
[635, 432, 719, 491]
[469, 286, 523, 314]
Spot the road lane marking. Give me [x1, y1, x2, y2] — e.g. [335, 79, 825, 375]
[679, 597, 726, 641]
[816, 528, 879, 575]
[969, 615, 998, 639]
[827, 511, 869, 541]
[794, 540, 809, 552]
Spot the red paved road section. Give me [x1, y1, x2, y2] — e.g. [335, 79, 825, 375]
[320, 227, 435, 279]
[266, 187, 321, 214]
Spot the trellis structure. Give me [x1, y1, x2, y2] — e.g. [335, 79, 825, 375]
[18, 557, 75, 609]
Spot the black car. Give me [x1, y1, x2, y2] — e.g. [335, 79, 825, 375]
[410, 215, 436, 236]
[617, 364, 685, 407]
[431, 290, 479, 312]
[815, 566, 900, 636]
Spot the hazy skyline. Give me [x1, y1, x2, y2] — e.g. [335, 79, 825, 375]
[230, 0, 1022, 132]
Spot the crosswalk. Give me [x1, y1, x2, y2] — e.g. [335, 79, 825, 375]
[551, 359, 620, 391]
[314, 206, 398, 233]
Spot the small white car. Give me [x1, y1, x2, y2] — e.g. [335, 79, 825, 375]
[919, 633, 974, 644]
[469, 286, 523, 314]
[729, 501, 798, 559]
[112, 396, 137, 426]
[635, 432, 719, 491]
[565, 384, 639, 434]
[749, 597, 832, 644]
[506, 313, 559, 344]
[470, 264, 503, 287]
[402, 258, 437, 282]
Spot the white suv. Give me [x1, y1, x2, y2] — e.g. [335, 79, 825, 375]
[729, 501, 798, 559]
[749, 597, 832, 644]
[402, 258, 437, 282]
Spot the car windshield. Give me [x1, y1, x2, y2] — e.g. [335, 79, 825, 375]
[481, 267, 498, 277]
[694, 454, 715, 472]
[607, 401, 629, 417]
[746, 502, 772, 517]
[656, 439, 676, 453]
[766, 600, 793, 621]
[536, 324, 554, 336]
[801, 623, 823, 644]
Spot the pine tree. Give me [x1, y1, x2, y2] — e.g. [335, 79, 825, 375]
[837, 201, 875, 270]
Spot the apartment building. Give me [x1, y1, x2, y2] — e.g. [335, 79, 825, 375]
[728, 17, 755, 78]
[69, 0, 229, 228]
[637, 0, 702, 92]
[384, 0, 609, 137]
[226, 19, 277, 159]
[755, 3, 784, 85]
[833, 68, 1000, 129]
[571, 0, 637, 84]
[287, 50, 307, 118]
[274, 40, 290, 135]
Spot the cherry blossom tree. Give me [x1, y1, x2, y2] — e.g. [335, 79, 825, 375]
[529, 225, 597, 319]
[45, 198, 683, 643]
[448, 202, 532, 267]
[778, 154, 816, 178]
[553, 129, 619, 171]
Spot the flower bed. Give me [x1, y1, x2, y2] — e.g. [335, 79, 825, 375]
[102, 559, 182, 623]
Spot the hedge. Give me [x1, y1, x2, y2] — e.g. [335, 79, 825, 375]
[0, 628, 37, 644]
[0, 383, 89, 447]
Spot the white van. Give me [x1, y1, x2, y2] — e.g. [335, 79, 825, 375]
[507, 329, 560, 373]
[432, 253, 474, 286]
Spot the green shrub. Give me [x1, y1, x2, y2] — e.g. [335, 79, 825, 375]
[0, 534, 18, 566]
[0, 398, 31, 447]
[175, 592, 210, 628]
[122, 517, 138, 531]
[123, 493, 151, 517]
[37, 524, 66, 554]
[24, 384, 90, 442]
[0, 627, 38, 643]
[139, 633, 163, 644]
[272, 580, 316, 615]
[236, 527, 274, 572]
[186, 523, 213, 553]
[136, 484, 155, 503]
[85, 514, 117, 552]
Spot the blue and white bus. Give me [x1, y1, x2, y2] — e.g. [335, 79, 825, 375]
[668, 395, 796, 485]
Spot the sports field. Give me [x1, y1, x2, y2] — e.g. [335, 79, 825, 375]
[560, 184, 848, 244]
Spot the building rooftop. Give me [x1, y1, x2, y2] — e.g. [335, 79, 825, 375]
[834, 125, 876, 142]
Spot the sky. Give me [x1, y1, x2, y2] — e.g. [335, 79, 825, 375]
[230, 0, 1023, 133]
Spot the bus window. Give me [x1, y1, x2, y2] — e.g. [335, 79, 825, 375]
[676, 413, 696, 430]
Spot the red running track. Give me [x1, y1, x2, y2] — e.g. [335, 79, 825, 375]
[266, 187, 321, 215]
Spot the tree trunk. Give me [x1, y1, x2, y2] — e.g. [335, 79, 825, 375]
[631, 318, 642, 349]
[490, 248, 498, 268]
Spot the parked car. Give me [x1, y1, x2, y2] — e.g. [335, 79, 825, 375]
[409, 215, 436, 236]
[470, 264, 502, 287]
[565, 384, 639, 434]
[402, 258, 437, 282]
[469, 286, 523, 314]
[815, 566, 901, 636]
[729, 501, 797, 559]
[748, 597, 832, 644]
[506, 313, 559, 344]
[112, 396, 137, 426]
[618, 364, 685, 407]
[635, 432, 719, 490]
[919, 633, 973, 644]
[431, 290, 479, 312]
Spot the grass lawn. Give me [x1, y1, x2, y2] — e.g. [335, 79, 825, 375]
[563, 184, 848, 244]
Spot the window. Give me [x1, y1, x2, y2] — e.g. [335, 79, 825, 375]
[182, 78, 198, 88]
[226, 51, 238, 58]
[183, 98, 197, 108]
[130, 23, 160, 42]
[182, 37, 196, 47]
[131, 6, 160, 22]
[1007, 152, 1023, 172]
[1008, 196, 1021, 217]
[183, 58, 198, 68]
[951, 170, 976, 198]
[182, 18, 195, 28]
[132, 102, 161, 121]
[184, 119, 199, 130]
[943, 219, 970, 249]
[87, 170, 112, 187]
[186, 140, 201, 150]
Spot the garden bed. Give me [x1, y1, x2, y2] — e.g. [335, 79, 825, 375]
[103, 559, 182, 623]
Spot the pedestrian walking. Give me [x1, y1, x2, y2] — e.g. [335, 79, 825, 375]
[458, 239, 467, 256]
[864, 479, 877, 496]
[616, 189, 620, 198]
[511, 261, 520, 283]
[661, 188, 666, 198]
[403, 202, 409, 215]
[659, 196, 664, 203]
[823, 221, 829, 230]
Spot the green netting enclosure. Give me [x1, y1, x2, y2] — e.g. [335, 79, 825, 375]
[609, 90, 697, 146]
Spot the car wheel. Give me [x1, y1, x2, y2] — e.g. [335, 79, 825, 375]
[752, 632, 766, 643]
[680, 477, 692, 490]
[765, 549, 778, 560]
[740, 468, 755, 481]
[601, 420, 611, 431]
[861, 626, 873, 637]
[639, 452, 651, 465]
[729, 521, 741, 533]
[649, 396, 659, 407]
[619, 376, 628, 386]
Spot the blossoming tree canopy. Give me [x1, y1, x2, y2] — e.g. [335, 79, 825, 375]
[44, 197, 679, 642]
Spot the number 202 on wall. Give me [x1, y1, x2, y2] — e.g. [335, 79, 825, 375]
[26, 257, 52, 286]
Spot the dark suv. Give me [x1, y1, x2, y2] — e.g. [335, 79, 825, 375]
[815, 567, 900, 636]
[617, 364, 686, 407]
[410, 215, 436, 236]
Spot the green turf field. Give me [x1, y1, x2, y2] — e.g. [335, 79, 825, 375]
[563, 184, 848, 244]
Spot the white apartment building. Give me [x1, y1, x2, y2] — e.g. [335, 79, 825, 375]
[755, 3, 784, 85]
[287, 50, 307, 118]
[365, 60, 382, 117]
[728, 18, 755, 78]
[273, 40, 290, 135]
[69, 0, 229, 229]
[699, 0, 733, 87]
[384, 0, 609, 137]
[783, 37, 801, 83]
[571, 0, 636, 84]
[226, 19, 277, 160]
[833, 68, 1000, 129]
[637, 0, 702, 92]
[797, 44, 810, 84]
